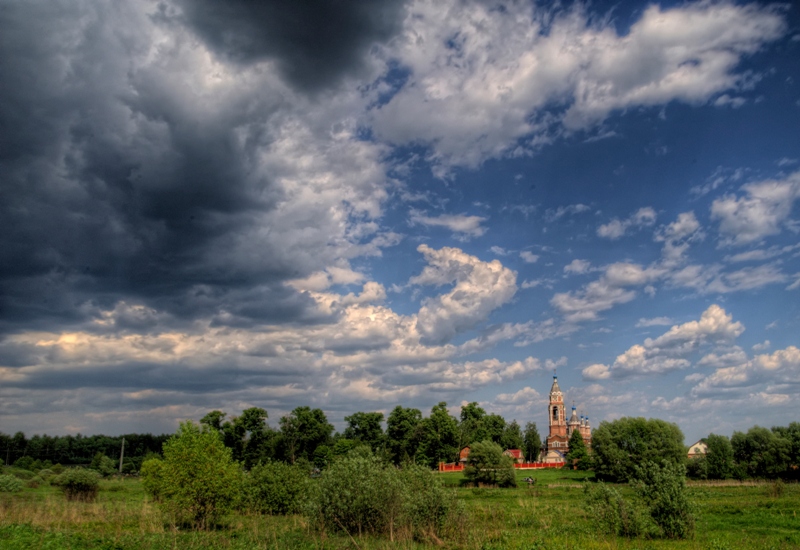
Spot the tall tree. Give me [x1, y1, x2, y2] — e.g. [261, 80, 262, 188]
[417, 402, 459, 468]
[343, 411, 385, 452]
[458, 402, 486, 449]
[705, 433, 733, 480]
[523, 422, 542, 463]
[565, 429, 590, 470]
[279, 406, 333, 464]
[500, 420, 524, 451]
[386, 406, 423, 465]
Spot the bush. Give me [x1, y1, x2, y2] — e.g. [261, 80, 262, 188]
[26, 476, 44, 489]
[584, 483, 649, 538]
[244, 461, 308, 515]
[306, 450, 455, 542]
[463, 440, 516, 488]
[37, 469, 55, 480]
[90, 453, 117, 477]
[0, 474, 24, 493]
[140, 421, 242, 529]
[632, 461, 695, 539]
[53, 468, 101, 502]
[140, 458, 165, 501]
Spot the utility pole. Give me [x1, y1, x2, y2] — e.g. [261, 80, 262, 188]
[119, 437, 125, 474]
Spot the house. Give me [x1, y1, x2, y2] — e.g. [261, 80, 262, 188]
[459, 446, 470, 463]
[687, 440, 707, 459]
[503, 449, 524, 463]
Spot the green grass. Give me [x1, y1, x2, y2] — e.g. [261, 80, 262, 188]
[2, 472, 799, 549]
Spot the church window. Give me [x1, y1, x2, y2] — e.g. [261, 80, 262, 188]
[552, 407, 558, 421]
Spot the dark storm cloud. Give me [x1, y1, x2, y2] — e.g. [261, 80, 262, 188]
[0, 2, 329, 334]
[173, 0, 407, 92]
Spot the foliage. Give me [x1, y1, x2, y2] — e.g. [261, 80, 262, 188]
[386, 405, 423, 465]
[565, 428, 591, 470]
[89, 452, 117, 477]
[243, 461, 308, 515]
[139, 457, 164, 501]
[584, 482, 649, 537]
[343, 411, 385, 452]
[685, 455, 708, 479]
[278, 406, 333, 465]
[523, 422, 542, 462]
[306, 450, 454, 542]
[201, 407, 275, 469]
[52, 468, 101, 502]
[731, 426, 791, 478]
[415, 402, 459, 468]
[500, 419, 524, 452]
[632, 460, 695, 539]
[706, 433, 734, 479]
[141, 421, 242, 529]
[464, 440, 516, 488]
[0, 474, 23, 493]
[591, 417, 685, 482]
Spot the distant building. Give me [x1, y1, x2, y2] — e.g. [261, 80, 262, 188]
[503, 449, 524, 463]
[687, 440, 707, 459]
[459, 446, 470, 463]
[543, 374, 591, 463]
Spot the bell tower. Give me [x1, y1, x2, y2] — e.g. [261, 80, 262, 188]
[548, 373, 566, 438]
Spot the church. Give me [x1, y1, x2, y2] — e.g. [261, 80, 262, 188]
[542, 374, 592, 463]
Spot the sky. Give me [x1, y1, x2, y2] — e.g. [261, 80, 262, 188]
[1, 0, 799, 445]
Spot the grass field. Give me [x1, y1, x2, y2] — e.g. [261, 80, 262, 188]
[1, 469, 798, 549]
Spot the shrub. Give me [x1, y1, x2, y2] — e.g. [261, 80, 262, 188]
[244, 461, 308, 515]
[306, 450, 455, 542]
[463, 440, 516, 488]
[632, 461, 695, 539]
[90, 453, 118, 477]
[10, 469, 34, 481]
[140, 421, 242, 529]
[26, 476, 44, 489]
[53, 468, 101, 502]
[0, 474, 24, 493]
[37, 469, 55, 480]
[584, 483, 649, 538]
[140, 458, 165, 501]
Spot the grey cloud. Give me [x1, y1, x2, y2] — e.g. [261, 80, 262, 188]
[173, 0, 407, 92]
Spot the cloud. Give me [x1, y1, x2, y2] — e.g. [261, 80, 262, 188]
[636, 317, 674, 328]
[711, 171, 800, 246]
[372, 0, 786, 170]
[597, 207, 657, 239]
[174, 0, 406, 92]
[583, 305, 744, 380]
[713, 94, 746, 108]
[545, 204, 590, 222]
[408, 211, 488, 239]
[564, 259, 591, 275]
[692, 346, 800, 397]
[411, 245, 517, 345]
[520, 251, 539, 264]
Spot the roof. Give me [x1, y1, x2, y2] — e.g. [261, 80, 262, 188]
[503, 449, 523, 459]
[550, 375, 562, 394]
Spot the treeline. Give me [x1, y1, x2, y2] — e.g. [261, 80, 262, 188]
[0, 432, 169, 472]
[2, 401, 541, 472]
[196, 402, 541, 470]
[686, 423, 800, 481]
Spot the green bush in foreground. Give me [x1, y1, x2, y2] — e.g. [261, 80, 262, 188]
[244, 461, 308, 515]
[633, 460, 695, 539]
[0, 474, 23, 493]
[141, 421, 242, 529]
[52, 468, 101, 502]
[584, 483, 649, 538]
[463, 440, 516, 488]
[306, 450, 456, 542]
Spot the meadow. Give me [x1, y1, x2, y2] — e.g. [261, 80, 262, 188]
[1, 468, 798, 549]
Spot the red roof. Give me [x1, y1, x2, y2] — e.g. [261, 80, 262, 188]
[504, 449, 523, 459]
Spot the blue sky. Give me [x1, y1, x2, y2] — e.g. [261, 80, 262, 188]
[1, 0, 799, 444]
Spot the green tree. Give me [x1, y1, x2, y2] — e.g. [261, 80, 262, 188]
[633, 461, 695, 539]
[141, 421, 242, 529]
[458, 402, 486, 449]
[416, 402, 459, 468]
[523, 422, 542, 463]
[731, 426, 791, 478]
[705, 434, 733, 479]
[386, 406, 423, 465]
[343, 412, 385, 452]
[89, 452, 117, 477]
[565, 429, 590, 470]
[463, 440, 516, 487]
[500, 420, 524, 452]
[279, 406, 333, 464]
[592, 417, 685, 483]
[244, 461, 308, 515]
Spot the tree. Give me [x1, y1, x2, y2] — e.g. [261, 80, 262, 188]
[386, 406, 423, 465]
[565, 429, 590, 470]
[731, 426, 791, 478]
[141, 421, 242, 529]
[591, 417, 685, 483]
[458, 402, 486, 449]
[343, 411, 385, 452]
[633, 461, 695, 539]
[463, 440, 516, 487]
[500, 420, 524, 452]
[279, 406, 333, 464]
[523, 422, 542, 463]
[201, 408, 274, 468]
[705, 434, 733, 480]
[416, 402, 459, 468]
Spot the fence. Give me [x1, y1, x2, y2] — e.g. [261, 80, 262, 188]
[438, 461, 565, 472]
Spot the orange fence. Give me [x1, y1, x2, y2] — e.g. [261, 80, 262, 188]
[438, 461, 565, 472]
